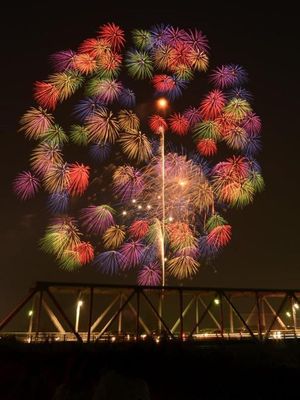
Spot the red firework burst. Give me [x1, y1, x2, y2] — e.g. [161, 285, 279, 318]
[149, 114, 168, 134]
[199, 90, 226, 119]
[168, 113, 189, 135]
[215, 114, 236, 137]
[68, 163, 90, 196]
[152, 74, 175, 93]
[196, 139, 217, 156]
[98, 23, 125, 51]
[207, 225, 232, 247]
[129, 220, 149, 239]
[213, 156, 250, 180]
[167, 222, 192, 241]
[168, 42, 194, 69]
[73, 241, 94, 264]
[34, 82, 59, 110]
[78, 38, 111, 58]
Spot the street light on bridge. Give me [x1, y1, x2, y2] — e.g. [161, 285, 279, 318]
[75, 300, 83, 332]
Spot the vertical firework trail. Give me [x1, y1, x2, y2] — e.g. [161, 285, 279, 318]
[161, 127, 166, 286]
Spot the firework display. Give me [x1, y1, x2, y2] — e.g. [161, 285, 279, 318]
[14, 23, 263, 285]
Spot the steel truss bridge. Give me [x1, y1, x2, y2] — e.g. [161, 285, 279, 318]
[1, 281, 300, 343]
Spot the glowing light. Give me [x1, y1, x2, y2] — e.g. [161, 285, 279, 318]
[168, 216, 174, 222]
[146, 204, 151, 210]
[286, 311, 291, 318]
[293, 303, 299, 310]
[137, 205, 142, 209]
[111, 336, 116, 342]
[28, 310, 33, 317]
[122, 211, 127, 216]
[178, 180, 187, 187]
[214, 298, 220, 305]
[273, 331, 282, 339]
[157, 98, 168, 110]
[132, 199, 137, 203]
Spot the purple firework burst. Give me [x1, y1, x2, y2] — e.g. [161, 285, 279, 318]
[138, 262, 162, 286]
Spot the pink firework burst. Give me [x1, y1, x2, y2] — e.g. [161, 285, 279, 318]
[183, 107, 202, 127]
[93, 79, 123, 104]
[13, 171, 40, 201]
[210, 64, 247, 88]
[50, 50, 76, 72]
[186, 29, 209, 52]
[165, 26, 188, 45]
[120, 240, 145, 269]
[98, 22, 125, 51]
[138, 262, 161, 286]
[224, 126, 248, 151]
[68, 163, 90, 196]
[80, 205, 114, 235]
[241, 112, 262, 135]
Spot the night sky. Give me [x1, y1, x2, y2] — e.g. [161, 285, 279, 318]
[1, 2, 299, 318]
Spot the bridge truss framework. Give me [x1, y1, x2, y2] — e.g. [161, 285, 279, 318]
[1, 281, 300, 342]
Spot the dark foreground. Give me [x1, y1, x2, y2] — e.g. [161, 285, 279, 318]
[1, 338, 300, 400]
